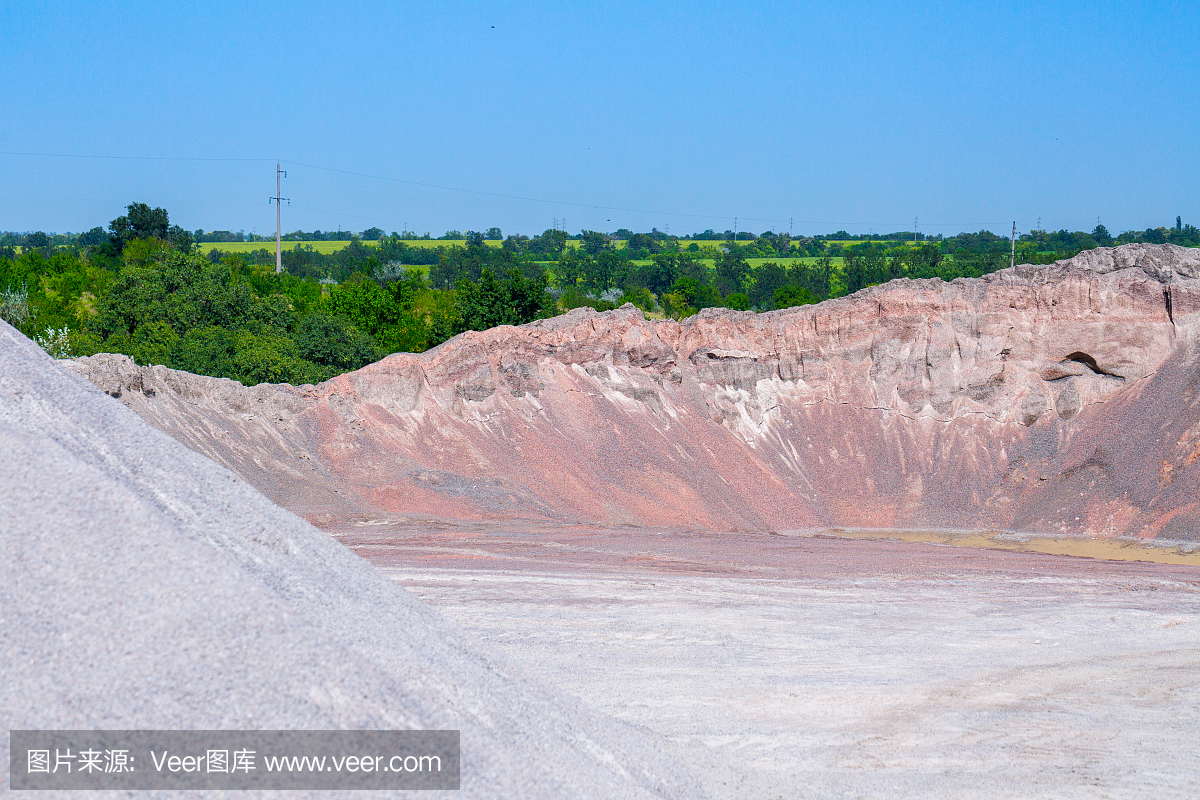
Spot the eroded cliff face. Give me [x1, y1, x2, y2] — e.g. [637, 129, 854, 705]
[69, 243, 1200, 539]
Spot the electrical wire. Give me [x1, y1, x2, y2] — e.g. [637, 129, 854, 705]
[0, 150, 1012, 232]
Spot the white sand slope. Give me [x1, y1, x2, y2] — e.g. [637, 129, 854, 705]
[0, 320, 705, 799]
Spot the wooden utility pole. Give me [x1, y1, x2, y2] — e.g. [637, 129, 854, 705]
[270, 162, 289, 273]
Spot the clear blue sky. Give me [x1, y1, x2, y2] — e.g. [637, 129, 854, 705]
[1, 0, 1196, 238]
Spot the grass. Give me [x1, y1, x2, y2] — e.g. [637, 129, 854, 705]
[196, 239, 891, 260]
[745, 257, 845, 267]
[199, 241, 360, 254]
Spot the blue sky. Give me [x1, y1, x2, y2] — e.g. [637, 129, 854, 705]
[1, 1, 1197, 238]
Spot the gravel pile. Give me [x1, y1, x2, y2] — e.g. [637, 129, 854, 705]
[0, 320, 705, 799]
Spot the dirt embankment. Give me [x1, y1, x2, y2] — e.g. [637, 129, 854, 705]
[69, 243, 1200, 540]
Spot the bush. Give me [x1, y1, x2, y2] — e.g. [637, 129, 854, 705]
[722, 292, 751, 311]
[558, 288, 617, 313]
[454, 267, 555, 333]
[773, 285, 817, 309]
[170, 326, 326, 386]
[97, 250, 289, 338]
[1, 283, 30, 329]
[35, 327, 73, 359]
[297, 313, 381, 374]
[660, 292, 696, 320]
[618, 287, 657, 314]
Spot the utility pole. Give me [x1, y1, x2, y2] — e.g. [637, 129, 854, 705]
[270, 161, 289, 274]
[1010, 221, 1017, 269]
[914, 216, 919, 243]
[733, 216, 737, 242]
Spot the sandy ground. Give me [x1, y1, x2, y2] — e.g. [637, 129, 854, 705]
[2, 325, 707, 800]
[346, 525, 1200, 799]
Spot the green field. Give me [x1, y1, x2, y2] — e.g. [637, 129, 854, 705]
[197, 239, 527, 254]
[196, 239, 868, 258]
[198, 240, 378, 254]
[745, 257, 844, 266]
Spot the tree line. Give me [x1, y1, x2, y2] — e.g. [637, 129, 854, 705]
[9, 216, 1197, 260]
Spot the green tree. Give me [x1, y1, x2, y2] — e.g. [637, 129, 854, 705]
[619, 286, 657, 314]
[109, 203, 169, 251]
[554, 252, 585, 290]
[722, 292, 751, 311]
[322, 272, 427, 354]
[715, 250, 749, 296]
[847, 242, 890, 288]
[774, 285, 816, 308]
[626, 233, 661, 255]
[909, 245, 943, 276]
[107, 202, 192, 253]
[128, 319, 179, 367]
[635, 256, 679, 295]
[749, 262, 787, 309]
[580, 230, 612, 256]
[97, 250, 289, 338]
[78, 227, 107, 247]
[454, 267, 554, 333]
[660, 290, 696, 320]
[525, 229, 569, 257]
[581, 251, 621, 292]
[169, 326, 324, 386]
[667, 274, 720, 310]
[297, 313, 380, 374]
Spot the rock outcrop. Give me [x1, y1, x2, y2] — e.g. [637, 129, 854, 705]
[69, 244, 1200, 539]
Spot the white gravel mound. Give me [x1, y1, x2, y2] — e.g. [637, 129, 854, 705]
[0, 320, 704, 799]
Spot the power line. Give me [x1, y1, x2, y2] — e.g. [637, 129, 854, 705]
[0, 150, 272, 163]
[282, 158, 764, 223]
[0, 150, 1023, 233]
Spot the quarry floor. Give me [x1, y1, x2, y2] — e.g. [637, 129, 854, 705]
[341, 525, 1200, 800]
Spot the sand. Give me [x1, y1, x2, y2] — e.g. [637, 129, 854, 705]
[0, 320, 704, 799]
[350, 523, 1200, 799]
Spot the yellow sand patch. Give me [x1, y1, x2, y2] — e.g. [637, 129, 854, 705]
[819, 528, 1200, 566]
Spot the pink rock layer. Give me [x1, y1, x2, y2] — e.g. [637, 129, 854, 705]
[70, 243, 1200, 540]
